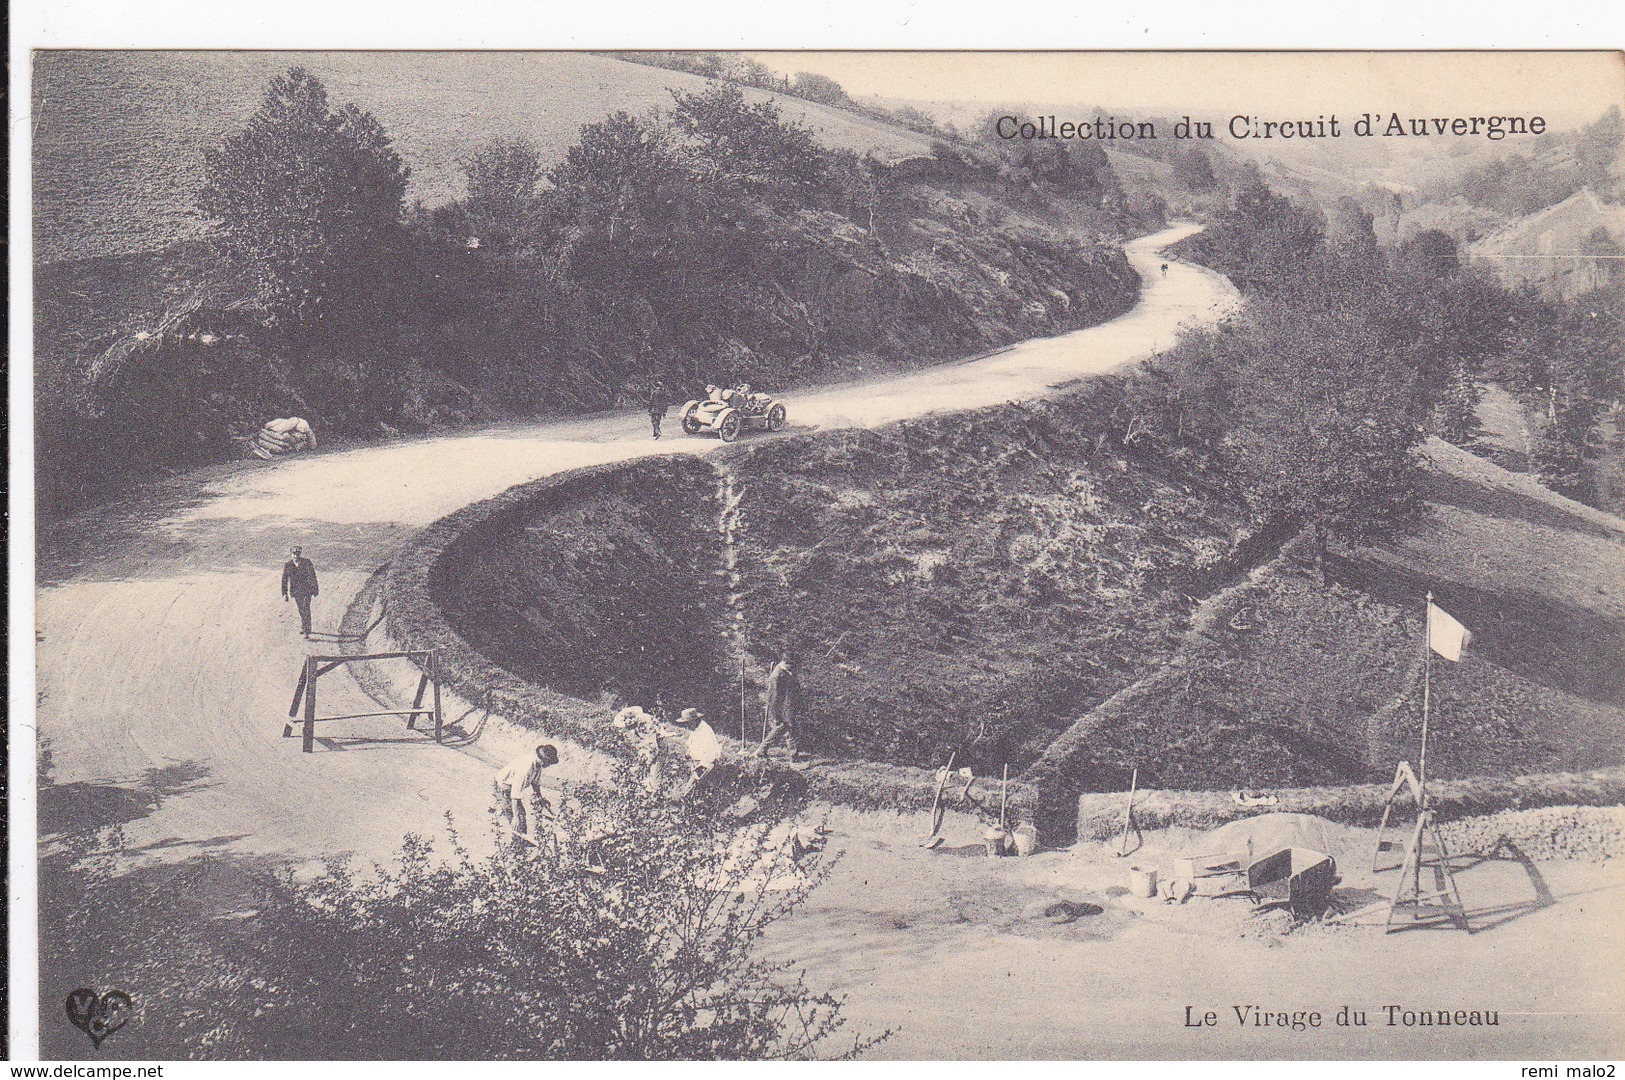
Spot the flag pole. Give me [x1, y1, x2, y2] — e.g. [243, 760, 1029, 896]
[1415, 591, 1436, 914]
[1420, 590, 1432, 807]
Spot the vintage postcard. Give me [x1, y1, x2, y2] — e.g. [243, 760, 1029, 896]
[14, 42, 1625, 1064]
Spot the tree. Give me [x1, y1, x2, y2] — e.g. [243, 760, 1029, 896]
[1432, 359, 1483, 447]
[1239, 305, 1427, 564]
[1327, 197, 1380, 260]
[1143, 290, 1430, 579]
[1576, 104, 1623, 182]
[200, 67, 409, 327]
[667, 83, 826, 196]
[544, 110, 691, 297]
[1177, 172, 1325, 295]
[824, 150, 889, 239]
[790, 72, 850, 107]
[462, 137, 549, 260]
[1393, 228, 1460, 277]
[549, 110, 682, 231]
[1578, 225, 1625, 293]
[1532, 415, 1594, 501]
[1484, 286, 1622, 506]
[1171, 147, 1217, 191]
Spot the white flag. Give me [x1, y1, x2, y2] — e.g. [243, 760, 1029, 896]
[1428, 602, 1472, 662]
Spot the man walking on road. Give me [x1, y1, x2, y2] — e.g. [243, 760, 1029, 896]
[648, 382, 667, 440]
[281, 546, 320, 637]
[758, 655, 803, 761]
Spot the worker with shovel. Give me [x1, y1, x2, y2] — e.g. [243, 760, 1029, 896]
[757, 655, 803, 762]
[674, 708, 722, 799]
[494, 743, 563, 844]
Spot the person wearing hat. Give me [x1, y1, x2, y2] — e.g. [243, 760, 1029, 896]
[675, 708, 721, 791]
[494, 742, 561, 839]
[280, 546, 320, 637]
[647, 381, 667, 440]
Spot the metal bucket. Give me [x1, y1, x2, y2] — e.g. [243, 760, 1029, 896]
[1012, 824, 1039, 857]
[1128, 865, 1159, 898]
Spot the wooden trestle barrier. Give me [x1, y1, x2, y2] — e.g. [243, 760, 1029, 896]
[285, 650, 444, 752]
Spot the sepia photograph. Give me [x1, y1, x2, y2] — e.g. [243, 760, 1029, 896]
[14, 24, 1625, 1065]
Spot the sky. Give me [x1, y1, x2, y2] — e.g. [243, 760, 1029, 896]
[749, 52, 1624, 128]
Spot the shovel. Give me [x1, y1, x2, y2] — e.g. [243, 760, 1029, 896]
[920, 750, 957, 848]
[1114, 767, 1139, 858]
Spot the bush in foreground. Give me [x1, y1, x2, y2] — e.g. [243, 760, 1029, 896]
[41, 778, 875, 1060]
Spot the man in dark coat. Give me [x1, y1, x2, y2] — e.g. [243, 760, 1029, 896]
[281, 546, 320, 637]
[648, 382, 666, 440]
[758, 655, 803, 761]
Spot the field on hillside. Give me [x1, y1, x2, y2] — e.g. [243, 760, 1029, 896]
[1086, 437, 1625, 791]
[1468, 187, 1625, 299]
[32, 51, 937, 264]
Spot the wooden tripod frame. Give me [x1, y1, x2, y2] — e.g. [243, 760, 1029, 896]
[1371, 761, 1468, 931]
[1341, 592, 1470, 931]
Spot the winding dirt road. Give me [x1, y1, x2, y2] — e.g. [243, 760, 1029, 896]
[28, 224, 1625, 1060]
[33, 223, 1233, 864]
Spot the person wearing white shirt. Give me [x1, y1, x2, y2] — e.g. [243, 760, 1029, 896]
[494, 743, 560, 838]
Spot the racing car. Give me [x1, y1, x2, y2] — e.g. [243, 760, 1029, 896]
[679, 384, 787, 442]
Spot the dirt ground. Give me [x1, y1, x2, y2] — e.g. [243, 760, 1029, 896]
[29, 225, 1623, 1059]
[759, 807, 1625, 1059]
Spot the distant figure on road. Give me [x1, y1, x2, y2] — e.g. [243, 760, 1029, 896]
[758, 655, 803, 761]
[281, 546, 320, 637]
[1160, 262, 1169, 276]
[495, 743, 561, 841]
[648, 383, 666, 440]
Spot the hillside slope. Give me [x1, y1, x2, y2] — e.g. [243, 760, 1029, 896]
[1042, 435, 1625, 797]
[1468, 186, 1625, 298]
[32, 51, 939, 264]
[726, 407, 1255, 771]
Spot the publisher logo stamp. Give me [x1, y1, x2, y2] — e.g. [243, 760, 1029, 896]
[65, 988, 133, 1049]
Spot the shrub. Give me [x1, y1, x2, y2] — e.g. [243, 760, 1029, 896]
[40, 777, 878, 1060]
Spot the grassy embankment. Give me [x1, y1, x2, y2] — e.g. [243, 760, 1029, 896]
[416, 396, 1625, 832]
[726, 403, 1256, 774]
[430, 455, 736, 722]
[425, 389, 1264, 779]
